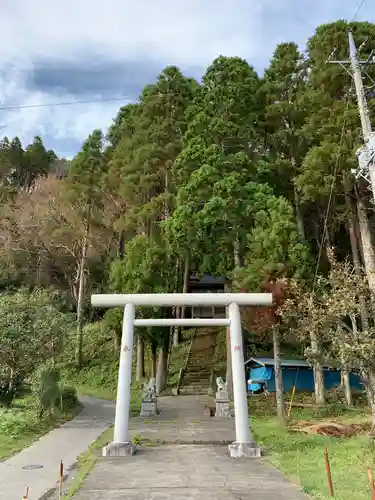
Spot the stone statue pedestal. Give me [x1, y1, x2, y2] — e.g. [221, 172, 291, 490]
[140, 398, 158, 417]
[215, 390, 231, 418]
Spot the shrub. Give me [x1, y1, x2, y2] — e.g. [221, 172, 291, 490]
[0, 375, 25, 408]
[37, 367, 61, 416]
[62, 321, 113, 365]
[0, 289, 74, 390]
[58, 386, 78, 410]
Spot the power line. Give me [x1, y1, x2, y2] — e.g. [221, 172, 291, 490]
[0, 96, 130, 111]
[314, 1, 370, 288]
[312, 90, 352, 294]
[325, 0, 368, 65]
[351, 0, 366, 23]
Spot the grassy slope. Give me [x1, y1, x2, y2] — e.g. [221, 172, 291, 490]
[0, 395, 80, 460]
[251, 398, 374, 500]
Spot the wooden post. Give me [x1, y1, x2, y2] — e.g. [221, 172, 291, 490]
[58, 460, 63, 500]
[368, 468, 375, 500]
[324, 446, 334, 497]
[287, 385, 296, 418]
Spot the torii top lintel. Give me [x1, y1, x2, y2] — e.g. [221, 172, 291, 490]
[91, 293, 273, 308]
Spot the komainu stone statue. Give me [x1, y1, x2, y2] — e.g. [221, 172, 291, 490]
[142, 377, 156, 402]
[140, 378, 158, 417]
[216, 377, 228, 393]
[215, 377, 231, 418]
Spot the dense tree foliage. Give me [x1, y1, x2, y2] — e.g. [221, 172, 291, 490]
[1, 20, 375, 418]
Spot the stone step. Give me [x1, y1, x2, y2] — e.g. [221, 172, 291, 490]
[179, 383, 210, 390]
[195, 329, 218, 336]
[183, 372, 210, 379]
[184, 367, 211, 373]
[184, 367, 211, 374]
[187, 357, 214, 365]
[186, 356, 213, 369]
[184, 371, 210, 377]
[183, 379, 210, 386]
[185, 375, 210, 382]
[189, 348, 215, 355]
[186, 367, 212, 375]
[193, 338, 216, 349]
[179, 387, 210, 395]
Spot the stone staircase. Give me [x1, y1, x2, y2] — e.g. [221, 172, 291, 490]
[179, 329, 217, 395]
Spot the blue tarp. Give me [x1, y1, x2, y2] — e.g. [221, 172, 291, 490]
[248, 366, 273, 392]
[247, 364, 364, 393]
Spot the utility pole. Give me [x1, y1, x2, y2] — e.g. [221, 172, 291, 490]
[327, 32, 375, 295]
[347, 32, 375, 194]
[349, 32, 372, 138]
[328, 32, 375, 191]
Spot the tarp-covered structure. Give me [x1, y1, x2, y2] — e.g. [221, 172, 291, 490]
[245, 357, 363, 393]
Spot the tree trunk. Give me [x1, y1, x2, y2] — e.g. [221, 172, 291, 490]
[136, 336, 145, 382]
[75, 229, 88, 368]
[118, 230, 125, 258]
[342, 368, 353, 406]
[156, 334, 169, 395]
[347, 194, 369, 329]
[339, 337, 352, 406]
[360, 367, 375, 433]
[233, 234, 241, 268]
[173, 306, 180, 347]
[310, 331, 325, 405]
[173, 259, 181, 346]
[151, 342, 157, 379]
[51, 340, 56, 369]
[114, 329, 121, 352]
[225, 283, 233, 399]
[273, 327, 286, 424]
[356, 193, 375, 294]
[180, 255, 190, 320]
[294, 188, 305, 241]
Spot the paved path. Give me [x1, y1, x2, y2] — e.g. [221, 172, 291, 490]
[0, 396, 115, 500]
[75, 395, 308, 500]
[129, 394, 235, 444]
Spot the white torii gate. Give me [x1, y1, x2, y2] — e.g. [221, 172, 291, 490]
[91, 292, 273, 458]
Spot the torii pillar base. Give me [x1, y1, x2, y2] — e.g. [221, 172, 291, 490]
[102, 442, 136, 457]
[228, 441, 262, 458]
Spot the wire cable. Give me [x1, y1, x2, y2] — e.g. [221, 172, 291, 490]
[312, 91, 352, 293]
[0, 96, 130, 111]
[313, 0, 368, 291]
[351, 0, 366, 23]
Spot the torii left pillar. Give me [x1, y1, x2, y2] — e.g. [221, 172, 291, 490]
[102, 304, 136, 456]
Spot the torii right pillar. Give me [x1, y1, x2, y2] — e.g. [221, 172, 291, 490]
[228, 302, 261, 458]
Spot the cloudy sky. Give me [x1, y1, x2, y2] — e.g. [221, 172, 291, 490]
[0, 0, 373, 157]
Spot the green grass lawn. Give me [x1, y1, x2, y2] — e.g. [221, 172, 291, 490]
[251, 397, 375, 500]
[0, 395, 80, 460]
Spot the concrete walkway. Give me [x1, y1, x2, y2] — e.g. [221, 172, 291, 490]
[75, 395, 309, 500]
[0, 396, 115, 500]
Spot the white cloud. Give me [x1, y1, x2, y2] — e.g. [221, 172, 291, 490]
[0, 0, 374, 155]
[0, 0, 264, 152]
[1, 0, 263, 67]
[0, 61, 131, 149]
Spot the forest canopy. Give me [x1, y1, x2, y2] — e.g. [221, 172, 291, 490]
[1, 20, 375, 422]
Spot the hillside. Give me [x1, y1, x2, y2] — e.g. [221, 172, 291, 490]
[1, 20, 375, 473]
